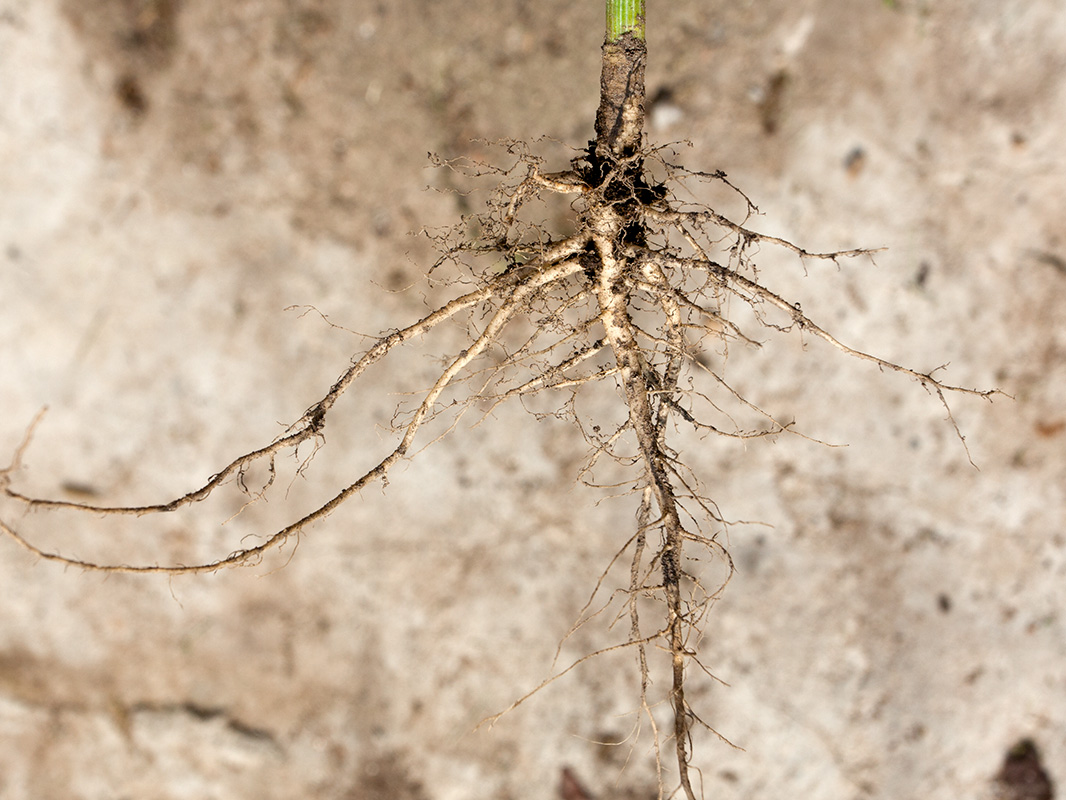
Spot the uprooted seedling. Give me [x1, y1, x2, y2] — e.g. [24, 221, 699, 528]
[1, 23, 999, 800]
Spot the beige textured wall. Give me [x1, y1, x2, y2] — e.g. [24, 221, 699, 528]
[1, 1, 1063, 798]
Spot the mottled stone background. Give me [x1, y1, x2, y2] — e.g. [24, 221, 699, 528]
[1, 1, 1063, 798]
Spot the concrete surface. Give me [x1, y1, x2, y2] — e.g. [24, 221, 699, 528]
[1, 1, 1064, 798]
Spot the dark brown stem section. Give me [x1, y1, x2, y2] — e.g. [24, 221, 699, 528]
[595, 33, 646, 160]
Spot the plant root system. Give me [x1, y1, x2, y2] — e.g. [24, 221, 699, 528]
[0, 25, 1000, 800]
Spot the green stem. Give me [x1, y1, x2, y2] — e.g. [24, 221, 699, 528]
[606, 0, 645, 42]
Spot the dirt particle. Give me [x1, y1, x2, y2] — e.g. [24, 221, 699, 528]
[904, 722, 927, 741]
[345, 752, 427, 800]
[115, 73, 148, 114]
[757, 69, 789, 135]
[1035, 419, 1065, 438]
[560, 767, 593, 800]
[994, 739, 1054, 800]
[844, 146, 866, 177]
[63, 0, 182, 71]
[1031, 251, 1066, 275]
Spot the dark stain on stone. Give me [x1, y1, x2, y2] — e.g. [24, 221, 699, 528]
[995, 739, 1054, 800]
